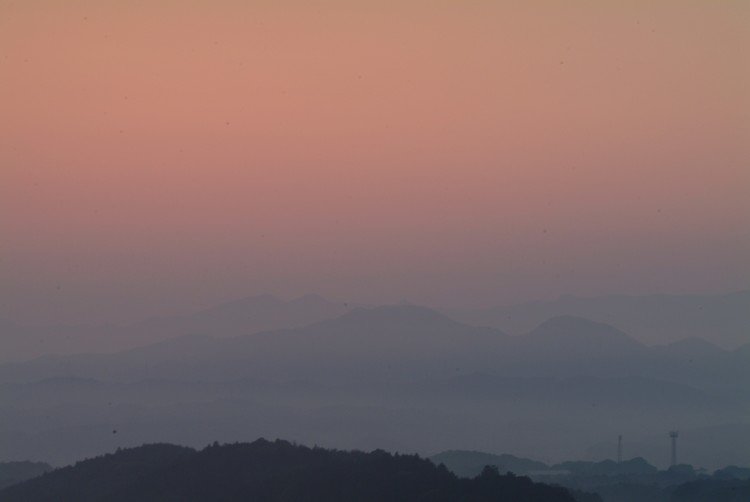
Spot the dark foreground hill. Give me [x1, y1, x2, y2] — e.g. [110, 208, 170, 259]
[0, 439, 588, 502]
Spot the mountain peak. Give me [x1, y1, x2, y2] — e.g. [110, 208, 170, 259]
[288, 293, 333, 307]
[338, 304, 459, 327]
[525, 315, 643, 354]
[538, 315, 617, 330]
[532, 316, 632, 338]
[218, 294, 285, 310]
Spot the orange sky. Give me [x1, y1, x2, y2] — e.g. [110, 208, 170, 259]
[1, 1, 749, 324]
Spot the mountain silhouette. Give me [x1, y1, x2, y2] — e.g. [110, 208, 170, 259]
[139, 293, 348, 339]
[0, 440, 582, 501]
[522, 315, 645, 358]
[330, 305, 465, 329]
[0, 306, 747, 387]
[0, 294, 349, 363]
[449, 290, 750, 349]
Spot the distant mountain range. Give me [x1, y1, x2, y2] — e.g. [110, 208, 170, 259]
[2, 290, 747, 363]
[447, 290, 750, 349]
[0, 294, 349, 362]
[1, 306, 747, 390]
[1, 301, 748, 470]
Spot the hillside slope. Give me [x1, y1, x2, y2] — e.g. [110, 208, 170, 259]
[0, 440, 583, 502]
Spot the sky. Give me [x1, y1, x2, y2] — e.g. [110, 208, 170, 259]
[1, 0, 749, 325]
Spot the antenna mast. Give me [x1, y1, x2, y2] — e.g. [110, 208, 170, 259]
[669, 431, 679, 467]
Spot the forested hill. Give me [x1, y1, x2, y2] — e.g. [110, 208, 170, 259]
[0, 439, 588, 502]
